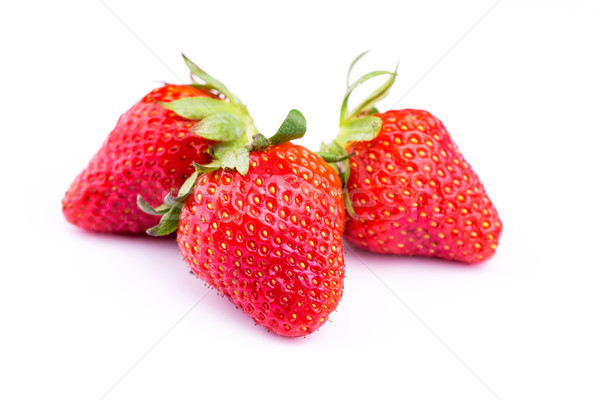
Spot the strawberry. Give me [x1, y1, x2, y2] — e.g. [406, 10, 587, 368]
[139, 104, 347, 336]
[322, 53, 502, 263]
[62, 55, 257, 233]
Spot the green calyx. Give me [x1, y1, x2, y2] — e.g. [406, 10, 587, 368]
[139, 110, 307, 236]
[138, 55, 309, 236]
[319, 141, 357, 218]
[332, 52, 398, 160]
[337, 51, 397, 145]
[322, 52, 399, 217]
[158, 54, 308, 177]
[137, 168, 201, 236]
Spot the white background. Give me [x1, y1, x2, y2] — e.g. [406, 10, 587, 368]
[1, 1, 599, 399]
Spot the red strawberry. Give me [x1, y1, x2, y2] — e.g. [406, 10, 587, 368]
[139, 111, 347, 336]
[62, 85, 214, 232]
[322, 54, 502, 263]
[63, 55, 255, 233]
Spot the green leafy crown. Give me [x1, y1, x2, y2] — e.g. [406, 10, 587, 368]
[319, 51, 398, 217]
[138, 54, 345, 236]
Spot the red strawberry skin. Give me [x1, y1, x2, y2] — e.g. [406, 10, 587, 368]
[344, 109, 502, 263]
[178, 143, 345, 336]
[62, 85, 215, 233]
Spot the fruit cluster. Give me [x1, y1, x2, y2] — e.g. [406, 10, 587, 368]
[63, 54, 502, 337]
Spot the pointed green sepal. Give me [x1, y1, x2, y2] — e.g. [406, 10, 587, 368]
[182, 53, 238, 103]
[348, 65, 397, 120]
[347, 50, 369, 88]
[163, 190, 180, 207]
[177, 171, 200, 197]
[190, 112, 245, 141]
[217, 147, 251, 176]
[337, 116, 382, 144]
[158, 57, 308, 180]
[339, 52, 398, 126]
[343, 190, 357, 219]
[138, 171, 201, 236]
[146, 203, 184, 236]
[314, 151, 354, 163]
[320, 141, 347, 157]
[136, 195, 169, 216]
[208, 128, 252, 176]
[320, 141, 352, 187]
[192, 161, 219, 174]
[319, 142, 355, 218]
[324, 53, 400, 220]
[158, 56, 310, 183]
[158, 98, 240, 120]
[242, 110, 307, 154]
[340, 70, 395, 124]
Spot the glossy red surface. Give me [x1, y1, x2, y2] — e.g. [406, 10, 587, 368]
[62, 85, 215, 233]
[178, 143, 346, 336]
[344, 109, 502, 263]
